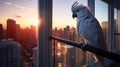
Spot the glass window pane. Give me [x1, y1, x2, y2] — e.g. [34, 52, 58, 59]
[53, 0, 87, 67]
[115, 9, 120, 52]
[95, 0, 109, 49]
[114, 8, 117, 51]
[0, 0, 38, 67]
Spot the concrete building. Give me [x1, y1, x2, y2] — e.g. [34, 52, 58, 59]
[0, 24, 3, 40]
[117, 10, 120, 51]
[33, 47, 37, 67]
[0, 39, 21, 67]
[7, 19, 16, 40]
[16, 24, 22, 41]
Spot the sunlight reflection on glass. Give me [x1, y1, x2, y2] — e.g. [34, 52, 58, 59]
[58, 63, 62, 67]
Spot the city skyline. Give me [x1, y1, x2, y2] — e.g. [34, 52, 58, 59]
[0, 0, 110, 30]
[0, 0, 38, 29]
[0, 18, 37, 67]
[0, 0, 119, 67]
[53, 0, 109, 29]
[0, 18, 37, 30]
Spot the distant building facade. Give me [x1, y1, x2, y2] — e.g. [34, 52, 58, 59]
[52, 26, 87, 67]
[33, 47, 37, 67]
[7, 19, 16, 40]
[0, 39, 21, 67]
[0, 24, 3, 40]
[101, 21, 109, 49]
[16, 24, 22, 41]
[117, 10, 120, 51]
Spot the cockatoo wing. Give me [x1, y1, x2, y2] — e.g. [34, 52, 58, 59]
[77, 16, 107, 50]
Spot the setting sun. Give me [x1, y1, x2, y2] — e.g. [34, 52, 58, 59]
[31, 19, 39, 27]
[0, 0, 38, 29]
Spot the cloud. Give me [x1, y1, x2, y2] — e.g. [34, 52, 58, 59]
[4, 2, 12, 5]
[4, 2, 26, 9]
[14, 15, 22, 18]
[3, 2, 34, 13]
[3, 1, 37, 16]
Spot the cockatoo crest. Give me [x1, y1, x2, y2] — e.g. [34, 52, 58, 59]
[71, 1, 80, 13]
[72, 1, 90, 12]
[71, 1, 91, 19]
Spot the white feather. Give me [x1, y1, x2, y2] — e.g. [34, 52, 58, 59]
[71, 1, 109, 67]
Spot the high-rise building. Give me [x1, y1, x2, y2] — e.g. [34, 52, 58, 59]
[117, 10, 120, 51]
[7, 19, 16, 40]
[33, 47, 37, 67]
[64, 25, 70, 39]
[0, 39, 21, 67]
[2, 30, 7, 39]
[21, 26, 37, 47]
[30, 25, 36, 45]
[0, 24, 3, 40]
[16, 24, 22, 41]
[101, 21, 109, 50]
[65, 27, 76, 67]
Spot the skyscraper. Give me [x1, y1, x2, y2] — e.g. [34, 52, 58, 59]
[16, 24, 22, 41]
[0, 39, 21, 67]
[117, 10, 120, 51]
[30, 25, 36, 45]
[0, 24, 3, 40]
[33, 47, 37, 67]
[7, 19, 16, 40]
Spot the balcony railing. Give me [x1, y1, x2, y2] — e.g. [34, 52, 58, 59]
[50, 36, 120, 63]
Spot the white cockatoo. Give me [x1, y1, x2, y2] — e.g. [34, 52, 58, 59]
[71, 1, 107, 67]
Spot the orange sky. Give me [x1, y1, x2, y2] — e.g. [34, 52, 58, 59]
[0, 0, 38, 29]
[0, 0, 110, 30]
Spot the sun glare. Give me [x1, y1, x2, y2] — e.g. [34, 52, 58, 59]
[31, 19, 39, 27]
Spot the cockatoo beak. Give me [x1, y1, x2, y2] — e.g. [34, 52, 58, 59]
[72, 13, 77, 19]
